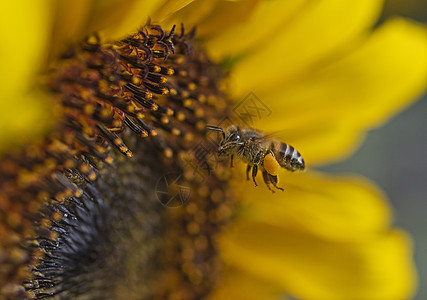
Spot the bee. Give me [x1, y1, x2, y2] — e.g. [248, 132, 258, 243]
[207, 125, 305, 192]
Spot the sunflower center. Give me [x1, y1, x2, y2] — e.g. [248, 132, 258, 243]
[0, 24, 236, 299]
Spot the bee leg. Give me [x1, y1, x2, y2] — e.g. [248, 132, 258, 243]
[269, 174, 284, 191]
[262, 170, 275, 193]
[252, 164, 259, 186]
[246, 164, 251, 180]
[230, 154, 234, 168]
[251, 151, 264, 187]
[266, 149, 275, 158]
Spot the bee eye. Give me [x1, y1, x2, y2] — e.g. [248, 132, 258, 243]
[229, 134, 240, 142]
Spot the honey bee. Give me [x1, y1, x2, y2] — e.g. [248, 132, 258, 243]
[207, 125, 305, 192]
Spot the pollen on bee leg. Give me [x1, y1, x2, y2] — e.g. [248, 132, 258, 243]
[263, 153, 281, 176]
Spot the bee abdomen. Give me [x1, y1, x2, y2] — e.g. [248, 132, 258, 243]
[274, 141, 305, 171]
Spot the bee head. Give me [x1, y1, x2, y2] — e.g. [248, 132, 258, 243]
[218, 127, 242, 156]
[206, 125, 243, 157]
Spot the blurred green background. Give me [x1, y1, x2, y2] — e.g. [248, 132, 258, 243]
[321, 1, 427, 298]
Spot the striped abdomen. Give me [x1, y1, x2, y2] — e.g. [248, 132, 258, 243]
[271, 140, 305, 172]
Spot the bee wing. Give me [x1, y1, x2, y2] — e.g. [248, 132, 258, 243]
[249, 129, 291, 143]
[252, 127, 309, 143]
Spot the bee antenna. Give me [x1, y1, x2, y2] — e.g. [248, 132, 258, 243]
[206, 125, 225, 139]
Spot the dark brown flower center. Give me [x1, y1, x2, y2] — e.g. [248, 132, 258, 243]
[0, 24, 235, 299]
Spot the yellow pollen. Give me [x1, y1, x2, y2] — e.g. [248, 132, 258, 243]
[51, 212, 62, 222]
[195, 108, 204, 117]
[171, 128, 181, 136]
[40, 218, 51, 229]
[87, 171, 97, 181]
[164, 148, 173, 158]
[49, 231, 59, 241]
[264, 153, 281, 176]
[84, 104, 95, 114]
[181, 90, 190, 98]
[64, 159, 75, 169]
[104, 156, 114, 164]
[184, 133, 194, 142]
[196, 121, 205, 131]
[114, 137, 123, 145]
[175, 56, 185, 64]
[101, 108, 111, 118]
[79, 164, 90, 173]
[177, 112, 186, 121]
[186, 222, 199, 235]
[74, 188, 84, 197]
[166, 68, 174, 75]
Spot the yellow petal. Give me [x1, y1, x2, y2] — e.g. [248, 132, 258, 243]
[204, 0, 310, 60]
[192, 0, 260, 38]
[163, 0, 260, 38]
[233, 171, 392, 242]
[46, 0, 92, 59]
[92, 0, 164, 40]
[225, 172, 416, 298]
[231, 0, 384, 96]
[245, 18, 427, 165]
[48, 0, 166, 58]
[160, 0, 219, 30]
[221, 223, 416, 300]
[0, 1, 54, 153]
[151, 0, 196, 23]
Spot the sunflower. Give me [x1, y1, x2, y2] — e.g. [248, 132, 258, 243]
[1, 1, 426, 299]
